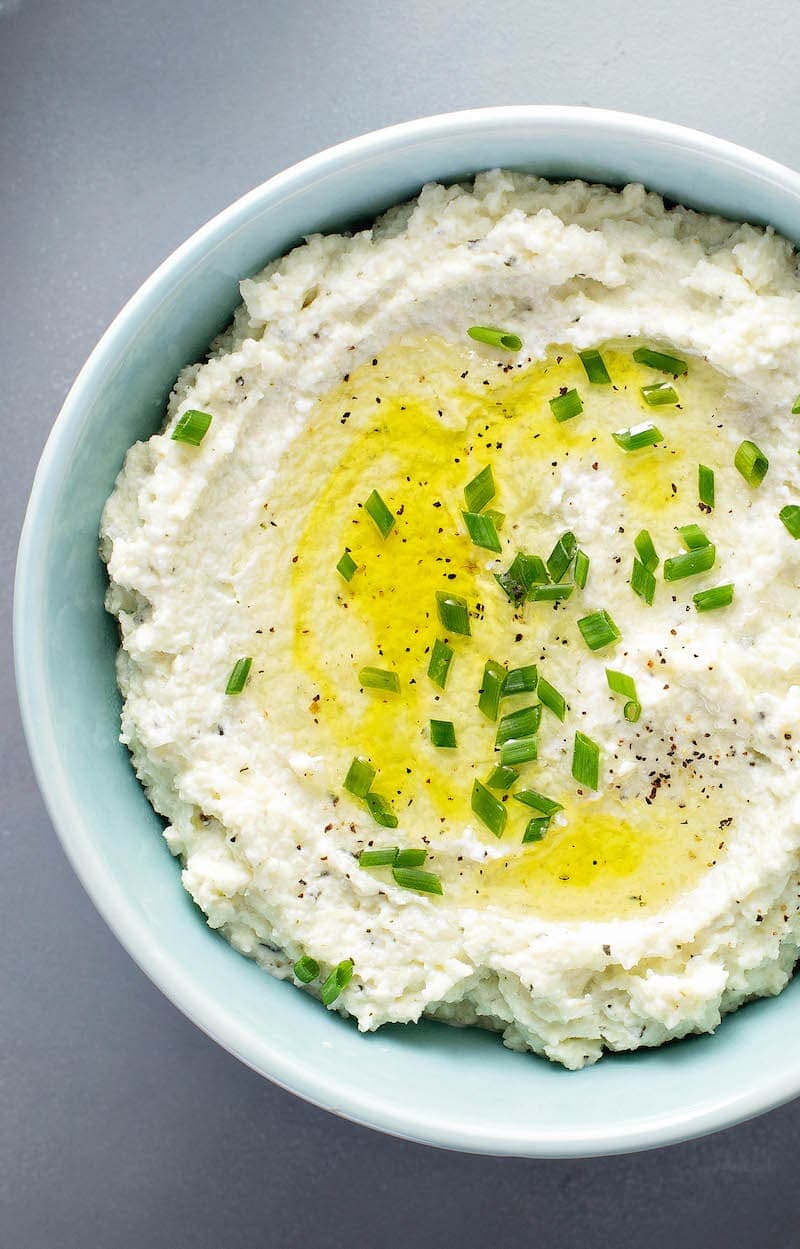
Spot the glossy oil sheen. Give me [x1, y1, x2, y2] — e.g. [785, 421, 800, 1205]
[14, 108, 800, 1157]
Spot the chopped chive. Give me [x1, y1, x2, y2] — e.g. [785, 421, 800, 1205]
[623, 700, 642, 723]
[496, 704, 541, 746]
[365, 792, 398, 828]
[606, 668, 641, 723]
[464, 465, 495, 513]
[577, 609, 621, 652]
[572, 731, 600, 790]
[337, 550, 357, 581]
[428, 638, 454, 689]
[793, 394, 800, 415]
[395, 847, 427, 868]
[344, 756, 376, 799]
[364, 489, 395, 537]
[503, 665, 538, 696]
[471, 779, 508, 837]
[522, 816, 551, 844]
[549, 388, 583, 422]
[612, 422, 663, 452]
[698, 464, 715, 509]
[634, 529, 659, 572]
[293, 955, 320, 983]
[467, 325, 522, 352]
[436, 590, 471, 635]
[495, 552, 548, 603]
[392, 866, 443, 895]
[486, 765, 519, 790]
[359, 666, 400, 692]
[462, 510, 502, 553]
[633, 346, 688, 376]
[359, 847, 398, 868]
[478, 659, 506, 721]
[513, 789, 563, 816]
[779, 505, 800, 538]
[579, 348, 611, 384]
[693, 583, 734, 612]
[528, 582, 574, 602]
[546, 530, 577, 582]
[320, 959, 354, 1006]
[537, 676, 566, 721]
[678, 523, 710, 550]
[663, 544, 716, 581]
[500, 735, 538, 766]
[171, 409, 212, 445]
[225, 657, 252, 695]
[484, 509, 505, 532]
[631, 558, 656, 605]
[430, 719, 457, 748]
[734, 440, 769, 487]
[574, 549, 590, 589]
[641, 382, 679, 406]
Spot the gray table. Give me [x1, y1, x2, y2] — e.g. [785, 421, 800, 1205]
[3, 2, 800, 1245]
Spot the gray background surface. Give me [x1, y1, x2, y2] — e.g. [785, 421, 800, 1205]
[3, 1, 800, 1245]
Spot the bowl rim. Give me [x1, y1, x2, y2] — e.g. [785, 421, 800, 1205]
[15, 104, 800, 1157]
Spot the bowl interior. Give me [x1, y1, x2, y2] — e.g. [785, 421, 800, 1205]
[16, 107, 800, 1156]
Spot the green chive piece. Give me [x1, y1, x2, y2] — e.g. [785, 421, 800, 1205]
[467, 326, 522, 352]
[528, 582, 574, 602]
[344, 756, 376, 799]
[698, 464, 715, 510]
[293, 955, 320, 983]
[359, 847, 398, 868]
[471, 779, 508, 837]
[364, 489, 395, 537]
[430, 719, 457, 748]
[392, 866, 443, 895]
[500, 736, 538, 766]
[365, 792, 398, 828]
[464, 465, 495, 513]
[612, 422, 663, 452]
[693, 583, 735, 612]
[793, 394, 800, 415]
[574, 549, 590, 589]
[735, 440, 769, 487]
[395, 848, 427, 867]
[678, 523, 710, 550]
[484, 509, 505, 531]
[606, 669, 641, 723]
[577, 610, 621, 651]
[462, 510, 502, 553]
[633, 346, 688, 375]
[663, 544, 716, 581]
[428, 638, 454, 689]
[496, 704, 541, 747]
[320, 959, 354, 1006]
[579, 348, 612, 384]
[549, 389, 584, 422]
[171, 409, 212, 445]
[486, 765, 519, 790]
[572, 731, 600, 790]
[495, 552, 548, 603]
[337, 550, 357, 582]
[779, 505, 800, 539]
[359, 667, 400, 693]
[503, 665, 538, 696]
[537, 677, 566, 721]
[436, 590, 471, 635]
[478, 659, 506, 721]
[225, 657, 252, 695]
[522, 816, 551, 844]
[641, 382, 679, 406]
[634, 529, 659, 572]
[513, 789, 563, 816]
[546, 530, 578, 582]
[631, 558, 656, 605]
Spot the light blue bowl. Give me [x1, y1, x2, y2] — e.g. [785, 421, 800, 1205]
[15, 107, 800, 1157]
